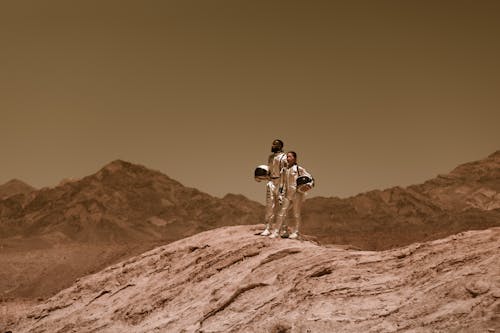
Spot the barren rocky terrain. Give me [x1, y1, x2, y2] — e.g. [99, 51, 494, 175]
[4, 225, 499, 333]
[1, 151, 499, 331]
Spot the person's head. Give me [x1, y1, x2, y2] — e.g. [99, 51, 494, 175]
[271, 139, 284, 153]
[286, 151, 297, 166]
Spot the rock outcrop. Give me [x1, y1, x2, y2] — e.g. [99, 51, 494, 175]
[5, 225, 499, 333]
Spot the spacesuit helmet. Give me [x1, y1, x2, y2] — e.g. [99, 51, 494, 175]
[254, 165, 270, 182]
[296, 176, 314, 193]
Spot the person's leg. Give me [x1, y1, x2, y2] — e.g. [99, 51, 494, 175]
[261, 181, 276, 235]
[272, 197, 291, 238]
[289, 193, 305, 239]
[279, 192, 290, 237]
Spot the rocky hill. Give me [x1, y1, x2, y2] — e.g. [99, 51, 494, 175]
[0, 179, 35, 200]
[302, 151, 500, 249]
[4, 225, 499, 333]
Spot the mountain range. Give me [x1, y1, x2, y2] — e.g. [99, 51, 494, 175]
[302, 150, 500, 249]
[0, 160, 262, 242]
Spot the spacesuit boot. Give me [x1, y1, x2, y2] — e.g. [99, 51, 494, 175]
[260, 226, 271, 236]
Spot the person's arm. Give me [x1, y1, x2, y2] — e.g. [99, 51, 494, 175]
[279, 165, 286, 195]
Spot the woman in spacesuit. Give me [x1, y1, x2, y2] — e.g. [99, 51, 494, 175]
[271, 151, 314, 239]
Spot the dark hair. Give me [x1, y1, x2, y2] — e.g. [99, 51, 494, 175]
[273, 139, 284, 148]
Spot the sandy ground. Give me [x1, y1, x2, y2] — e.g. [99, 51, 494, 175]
[0, 239, 158, 300]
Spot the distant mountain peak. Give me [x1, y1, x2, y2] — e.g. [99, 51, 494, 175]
[102, 159, 135, 172]
[222, 193, 249, 201]
[94, 160, 152, 181]
[2, 178, 30, 186]
[488, 150, 500, 159]
[0, 179, 36, 199]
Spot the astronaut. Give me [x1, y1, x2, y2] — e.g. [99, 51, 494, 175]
[259, 139, 287, 236]
[271, 151, 314, 239]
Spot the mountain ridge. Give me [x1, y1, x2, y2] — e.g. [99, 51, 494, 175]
[0, 159, 263, 242]
[302, 150, 500, 249]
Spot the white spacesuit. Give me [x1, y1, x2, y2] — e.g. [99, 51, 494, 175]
[272, 155, 313, 239]
[260, 140, 287, 236]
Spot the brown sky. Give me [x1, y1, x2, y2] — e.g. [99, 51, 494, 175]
[1, 0, 499, 203]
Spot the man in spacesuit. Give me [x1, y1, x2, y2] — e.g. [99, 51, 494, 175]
[271, 151, 314, 239]
[259, 139, 288, 236]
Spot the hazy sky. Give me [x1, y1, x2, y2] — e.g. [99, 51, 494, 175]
[1, 1, 499, 203]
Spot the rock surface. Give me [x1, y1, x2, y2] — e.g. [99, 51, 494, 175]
[5, 225, 499, 333]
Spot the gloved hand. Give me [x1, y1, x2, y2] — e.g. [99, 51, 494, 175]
[301, 184, 312, 192]
[278, 193, 284, 205]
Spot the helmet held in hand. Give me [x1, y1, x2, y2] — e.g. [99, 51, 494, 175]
[296, 175, 313, 193]
[254, 165, 270, 182]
